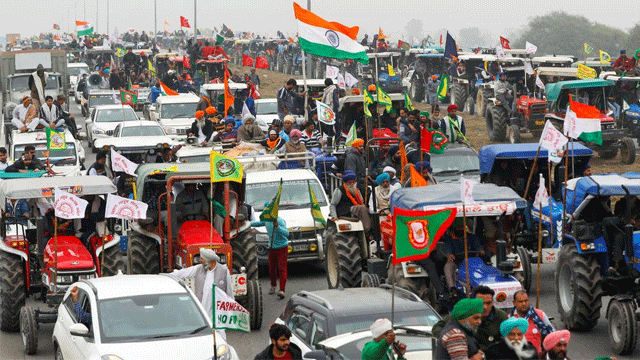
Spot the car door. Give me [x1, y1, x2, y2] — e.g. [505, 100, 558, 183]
[287, 307, 314, 353]
[57, 294, 79, 360]
[62, 289, 96, 360]
[309, 313, 328, 350]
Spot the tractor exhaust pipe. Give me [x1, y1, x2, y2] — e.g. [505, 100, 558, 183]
[496, 240, 514, 278]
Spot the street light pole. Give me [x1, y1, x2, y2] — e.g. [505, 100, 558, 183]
[307, 0, 311, 10]
[107, 0, 109, 35]
[154, 0, 157, 40]
[194, 0, 197, 42]
[96, 0, 99, 33]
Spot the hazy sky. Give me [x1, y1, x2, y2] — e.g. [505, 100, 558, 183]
[1, 0, 636, 41]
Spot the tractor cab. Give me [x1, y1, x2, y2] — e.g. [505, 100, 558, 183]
[195, 59, 230, 84]
[362, 52, 404, 93]
[451, 54, 498, 114]
[600, 71, 640, 140]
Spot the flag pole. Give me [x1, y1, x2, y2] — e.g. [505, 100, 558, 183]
[210, 184, 214, 247]
[301, 49, 309, 122]
[212, 283, 218, 360]
[101, 231, 106, 276]
[536, 186, 543, 309]
[463, 203, 470, 295]
[523, 145, 541, 201]
[54, 216, 58, 293]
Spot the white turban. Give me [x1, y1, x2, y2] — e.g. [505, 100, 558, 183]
[200, 248, 219, 262]
[370, 318, 393, 339]
[383, 166, 396, 175]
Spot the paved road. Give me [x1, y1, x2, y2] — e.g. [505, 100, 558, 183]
[0, 104, 634, 359]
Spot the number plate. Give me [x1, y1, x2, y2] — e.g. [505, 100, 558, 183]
[231, 274, 247, 296]
[293, 244, 308, 252]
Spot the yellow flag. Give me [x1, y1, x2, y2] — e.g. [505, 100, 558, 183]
[388, 64, 396, 77]
[363, 90, 374, 117]
[148, 59, 156, 77]
[599, 50, 611, 64]
[583, 42, 593, 54]
[210, 151, 243, 183]
[577, 63, 597, 79]
[376, 84, 393, 112]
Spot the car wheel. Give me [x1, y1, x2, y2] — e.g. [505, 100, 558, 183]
[55, 345, 64, 360]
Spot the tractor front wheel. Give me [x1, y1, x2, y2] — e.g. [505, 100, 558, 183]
[516, 247, 532, 293]
[556, 243, 603, 330]
[325, 232, 362, 288]
[20, 306, 38, 355]
[0, 251, 25, 332]
[488, 104, 508, 142]
[453, 83, 468, 110]
[607, 298, 638, 355]
[238, 279, 263, 331]
[361, 272, 381, 288]
[619, 137, 636, 165]
[232, 230, 259, 281]
[128, 235, 160, 274]
[99, 243, 124, 277]
[509, 124, 521, 144]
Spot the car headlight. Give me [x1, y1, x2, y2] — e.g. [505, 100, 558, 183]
[93, 128, 106, 134]
[216, 344, 232, 360]
[101, 355, 125, 360]
[255, 232, 269, 244]
[627, 112, 639, 117]
[164, 127, 177, 135]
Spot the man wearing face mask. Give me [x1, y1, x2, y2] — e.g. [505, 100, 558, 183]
[443, 219, 485, 296]
[188, 110, 214, 146]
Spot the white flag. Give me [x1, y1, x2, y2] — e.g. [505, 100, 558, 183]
[54, 188, 88, 219]
[241, 101, 252, 119]
[460, 176, 476, 205]
[524, 61, 534, 75]
[533, 174, 549, 208]
[525, 41, 538, 54]
[325, 65, 339, 80]
[345, 122, 357, 146]
[112, 91, 121, 104]
[345, 71, 359, 88]
[316, 100, 336, 125]
[539, 120, 568, 152]
[536, 74, 545, 90]
[336, 73, 346, 89]
[496, 46, 506, 60]
[213, 285, 250, 333]
[111, 149, 138, 176]
[105, 193, 148, 220]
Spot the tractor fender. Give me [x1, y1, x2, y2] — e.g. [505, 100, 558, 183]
[130, 222, 162, 245]
[95, 235, 121, 258]
[563, 233, 608, 254]
[605, 295, 636, 319]
[0, 241, 28, 261]
[316, 233, 325, 262]
[334, 218, 364, 233]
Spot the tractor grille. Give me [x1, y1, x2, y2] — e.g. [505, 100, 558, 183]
[530, 103, 546, 113]
[289, 230, 317, 240]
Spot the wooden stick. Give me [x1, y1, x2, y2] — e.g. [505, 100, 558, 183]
[54, 217, 58, 293]
[536, 178, 543, 309]
[463, 203, 470, 296]
[523, 145, 541, 200]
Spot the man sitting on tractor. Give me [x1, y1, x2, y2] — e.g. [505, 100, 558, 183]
[329, 171, 371, 231]
[495, 73, 514, 115]
[175, 183, 208, 227]
[443, 219, 486, 296]
[613, 49, 636, 76]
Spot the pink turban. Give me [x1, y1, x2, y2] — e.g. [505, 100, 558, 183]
[543, 330, 570, 351]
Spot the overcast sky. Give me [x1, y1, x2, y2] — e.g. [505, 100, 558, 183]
[1, 0, 636, 42]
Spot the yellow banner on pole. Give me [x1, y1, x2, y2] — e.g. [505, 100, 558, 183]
[576, 63, 597, 79]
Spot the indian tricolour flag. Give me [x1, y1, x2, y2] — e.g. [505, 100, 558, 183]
[563, 94, 602, 145]
[76, 21, 93, 36]
[293, 2, 368, 64]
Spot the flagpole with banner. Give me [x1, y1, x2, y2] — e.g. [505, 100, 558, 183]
[213, 284, 218, 360]
[54, 217, 58, 292]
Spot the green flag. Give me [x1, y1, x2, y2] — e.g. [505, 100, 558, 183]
[217, 34, 224, 44]
[437, 75, 449, 100]
[404, 92, 414, 111]
[120, 89, 138, 105]
[211, 199, 228, 217]
[376, 84, 392, 112]
[393, 207, 457, 264]
[46, 127, 66, 151]
[345, 122, 357, 146]
[308, 181, 326, 226]
[260, 178, 282, 222]
[363, 90, 374, 117]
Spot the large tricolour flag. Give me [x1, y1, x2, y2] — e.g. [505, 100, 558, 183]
[564, 94, 602, 145]
[293, 2, 368, 64]
[76, 21, 93, 36]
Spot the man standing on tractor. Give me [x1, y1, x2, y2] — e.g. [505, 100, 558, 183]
[435, 298, 485, 360]
[495, 73, 514, 115]
[440, 104, 466, 143]
[510, 290, 554, 356]
[330, 171, 367, 220]
[251, 216, 289, 299]
[426, 75, 440, 109]
[189, 110, 214, 146]
[344, 139, 367, 192]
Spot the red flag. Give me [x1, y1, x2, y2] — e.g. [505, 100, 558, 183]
[242, 54, 254, 67]
[182, 56, 191, 69]
[255, 56, 269, 69]
[180, 16, 190, 28]
[439, 34, 443, 46]
[224, 64, 234, 117]
[420, 128, 432, 152]
[500, 36, 511, 50]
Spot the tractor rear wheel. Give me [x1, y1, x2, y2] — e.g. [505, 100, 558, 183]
[99, 244, 124, 277]
[128, 234, 160, 274]
[516, 247, 532, 293]
[556, 243, 603, 330]
[0, 251, 25, 332]
[607, 299, 638, 355]
[232, 229, 259, 281]
[239, 279, 263, 331]
[325, 232, 362, 288]
[487, 104, 508, 142]
[20, 306, 38, 355]
[476, 89, 487, 117]
[619, 137, 636, 164]
[453, 83, 468, 110]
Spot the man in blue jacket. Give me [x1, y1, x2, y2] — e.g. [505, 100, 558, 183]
[251, 215, 289, 299]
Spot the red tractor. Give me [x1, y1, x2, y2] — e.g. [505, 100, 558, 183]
[0, 176, 124, 355]
[127, 162, 263, 330]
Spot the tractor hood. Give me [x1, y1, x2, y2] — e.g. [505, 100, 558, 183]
[44, 236, 94, 270]
[177, 220, 224, 246]
[478, 143, 593, 174]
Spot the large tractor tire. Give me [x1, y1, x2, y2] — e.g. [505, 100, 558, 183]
[466, 96, 475, 115]
[453, 83, 468, 110]
[476, 89, 487, 117]
[128, 234, 160, 275]
[232, 230, 259, 281]
[0, 251, 25, 332]
[238, 279, 263, 331]
[99, 244, 124, 277]
[509, 124, 521, 144]
[619, 137, 636, 165]
[325, 232, 362, 288]
[20, 306, 38, 355]
[516, 247, 532, 293]
[556, 243, 603, 331]
[607, 299, 638, 355]
[361, 272, 381, 288]
[486, 104, 508, 142]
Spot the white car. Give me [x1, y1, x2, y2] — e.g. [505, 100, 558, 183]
[68, 62, 90, 97]
[253, 98, 280, 133]
[94, 121, 176, 163]
[86, 105, 139, 152]
[148, 94, 200, 139]
[52, 274, 239, 360]
[10, 129, 85, 176]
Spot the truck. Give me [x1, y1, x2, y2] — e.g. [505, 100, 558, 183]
[1, 50, 69, 122]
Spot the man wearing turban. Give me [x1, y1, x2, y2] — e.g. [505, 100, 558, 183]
[439, 104, 467, 143]
[435, 298, 485, 360]
[542, 330, 571, 360]
[361, 318, 407, 360]
[484, 317, 538, 360]
[344, 138, 367, 190]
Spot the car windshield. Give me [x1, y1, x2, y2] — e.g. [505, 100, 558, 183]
[246, 180, 327, 210]
[330, 331, 433, 360]
[89, 95, 117, 108]
[430, 151, 480, 175]
[69, 66, 90, 76]
[255, 101, 278, 115]
[97, 293, 209, 343]
[96, 108, 138, 122]
[334, 310, 440, 335]
[121, 126, 165, 137]
[161, 102, 199, 118]
[14, 143, 77, 165]
[9, 75, 56, 92]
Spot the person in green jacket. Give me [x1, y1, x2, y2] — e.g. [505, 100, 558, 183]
[361, 318, 407, 360]
[251, 215, 289, 299]
[432, 285, 508, 351]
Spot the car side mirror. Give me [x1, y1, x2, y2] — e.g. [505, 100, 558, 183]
[85, 119, 92, 125]
[69, 323, 92, 338]
[304, 350, 329, 360]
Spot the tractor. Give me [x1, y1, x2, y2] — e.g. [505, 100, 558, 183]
[126, 162, 263, 330]
[450, 53, 498, 115]
[600, 71, 640, 143]
[0, 176, 123, 355]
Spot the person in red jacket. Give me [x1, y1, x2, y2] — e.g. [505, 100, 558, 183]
[213, 42, 229, 59]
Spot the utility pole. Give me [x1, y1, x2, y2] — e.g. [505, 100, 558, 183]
[96, 0, 99, 33]
[154, 0, 157, 39]
[194, 0, 197, 42]
[307, 0, 311, 10]
[84, 0, 86, 21]
[107, 0, 109, 35]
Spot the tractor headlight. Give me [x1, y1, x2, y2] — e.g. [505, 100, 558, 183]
[78, 273, 95, 280]
[55, 275, 74, 284]
[627, 111, 639, 117]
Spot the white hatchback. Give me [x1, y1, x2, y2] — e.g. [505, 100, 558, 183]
[52, 274, 238, 360]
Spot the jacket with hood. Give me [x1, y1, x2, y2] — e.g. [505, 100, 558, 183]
[253, 343, 302, 360]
